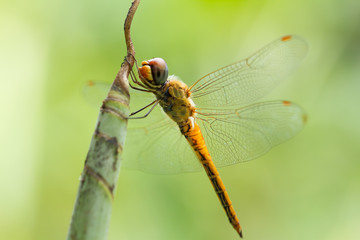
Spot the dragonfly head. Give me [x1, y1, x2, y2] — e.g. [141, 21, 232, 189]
[139, 58, 168, 88]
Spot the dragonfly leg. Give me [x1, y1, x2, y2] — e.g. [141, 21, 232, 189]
[125, 56, 153, 91]
[129, 68, 151, 89]
[127, 53, 143, 81]
[126, 52, 140, 69]
[125, 53, 142, 83]
[126, 53, 153, 87]
[124, 54, 139, 83]
[129, 79, 152, 92]
[128, 100, 159, 119]
[129, 100, 157, 116]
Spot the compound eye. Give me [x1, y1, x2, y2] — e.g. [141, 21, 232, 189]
[148, 58, 168, 85]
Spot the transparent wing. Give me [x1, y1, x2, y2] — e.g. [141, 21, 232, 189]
[82, 81, 111, 107]
[82, 80, 201, 174]
[82, 80, 156, 109]
[122, 109, 202, 174]
[196, 101, 306, 167]
[191, 35, 308, 108]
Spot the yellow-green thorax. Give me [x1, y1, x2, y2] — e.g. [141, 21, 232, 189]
[156, 77, 196, 124]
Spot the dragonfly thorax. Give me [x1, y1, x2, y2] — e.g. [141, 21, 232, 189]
[157, 78, 196, 125]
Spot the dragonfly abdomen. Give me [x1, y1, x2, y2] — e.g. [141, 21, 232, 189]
[179, 119, 243, 238]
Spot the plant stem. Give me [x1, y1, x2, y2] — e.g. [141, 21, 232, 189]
[67, 1, 140, 239]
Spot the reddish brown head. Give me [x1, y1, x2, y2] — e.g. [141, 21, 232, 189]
[138, 58, 169, 87]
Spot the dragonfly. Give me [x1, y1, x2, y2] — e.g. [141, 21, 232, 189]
[85, 35, 308, 238]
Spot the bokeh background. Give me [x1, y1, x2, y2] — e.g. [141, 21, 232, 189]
[1, 0, 360, 239]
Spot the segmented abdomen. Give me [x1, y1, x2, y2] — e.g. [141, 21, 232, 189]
[179, 119, 243, 238]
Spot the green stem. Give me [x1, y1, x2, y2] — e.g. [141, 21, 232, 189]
[67, 1, 140, 239]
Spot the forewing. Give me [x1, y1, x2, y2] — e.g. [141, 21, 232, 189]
[196, 101, 306, 167]
[191, 35, 308, 108]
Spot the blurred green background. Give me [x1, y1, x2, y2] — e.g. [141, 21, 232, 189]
[1, 0, 360, 239]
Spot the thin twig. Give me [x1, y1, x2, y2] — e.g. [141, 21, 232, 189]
[113, 0, 140, 92]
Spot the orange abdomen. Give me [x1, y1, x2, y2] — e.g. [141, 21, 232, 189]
[179, 119, 243, 238]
